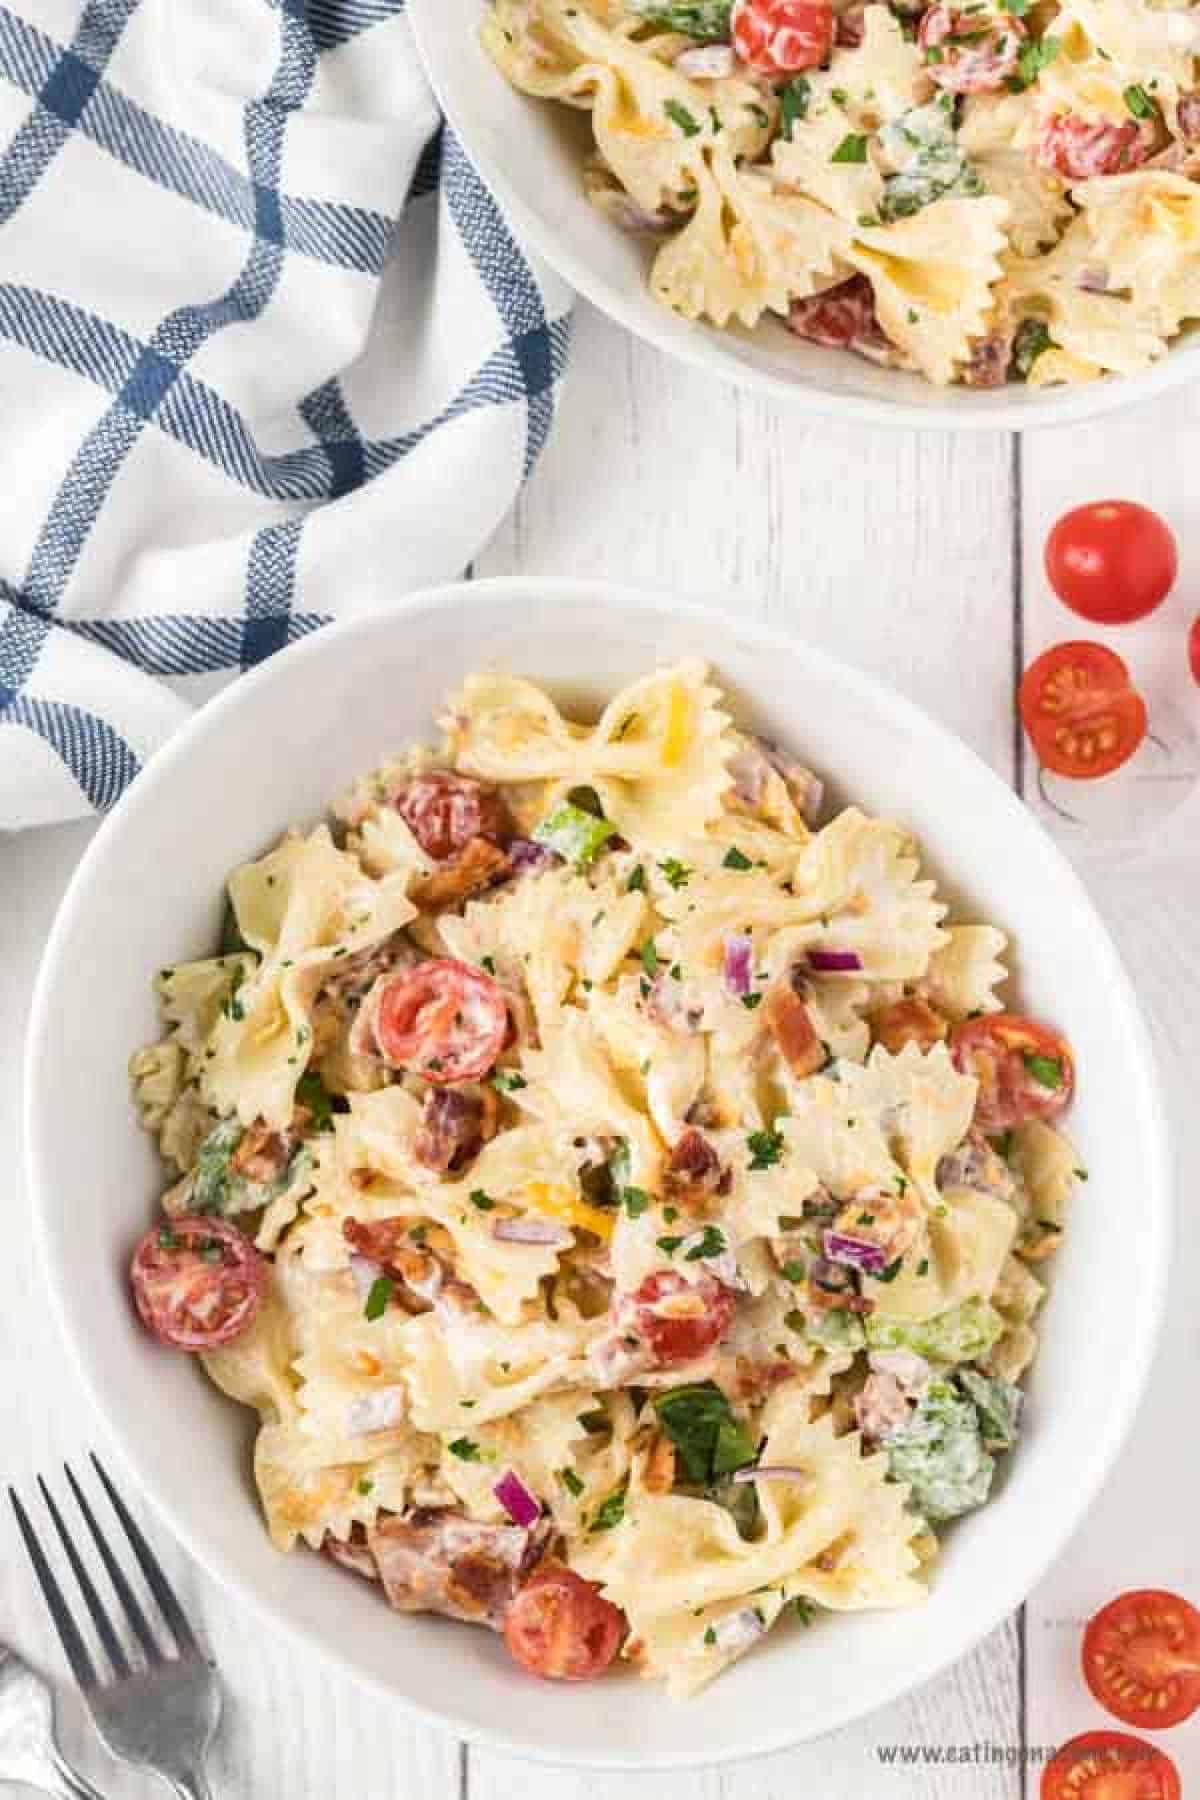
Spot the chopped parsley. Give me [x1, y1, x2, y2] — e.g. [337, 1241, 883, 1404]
[296, 1070, 334, 1132]
[481, 954, 496, 975]
[589, 1481, 628, 1532]
[158, 1225, 179, 1250]
[780, 1259, 806, 1282]
[622, 1186, 651, 1218]
[559, 1467, 585, 1498]
[1009, 32, 1059, 89]
[357, 1478, 374, 1496]
[741, 992, 763, 1010]
[1012, 318, 1054, 379]
[469, 1189, 495, 1211]
[659, 857, 692, 890]
[656, 1234, 684, 1255]
[364, 1276, 394, 1321]
[640, 938, 660, 977]
[447, 1437, 482, 1462]
[1022, 1052, 1063, 1091]
[684, 1224, 726, 1261]
[627, 863, 647, 892]
[704, 1625, 717, 1646]
[779, 74, 811, 139]
[747, 1125, 784, 1170]
[722, 846, 752, 870]
[664, 98, 702, 137]
[831, 133, 869, 165]
[1123, 83, 1157, 120]
[492, 1070, 527, 1093]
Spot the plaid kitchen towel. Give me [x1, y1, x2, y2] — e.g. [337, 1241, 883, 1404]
[0, 0, 572, 829]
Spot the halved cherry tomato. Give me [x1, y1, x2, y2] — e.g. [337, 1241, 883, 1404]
[1019, 642, 1147, 780]
[731, 0, 833, 73]
[1083, 1589, 1200, 1731]
[950, 1013, 1074, 1133]
[1045, 502, 1178, 625]
[1041, 1731, 1180, 1800]
[394, 771, 506, 861]
[630, 1269, 736, 1365]
[130, 1215, 267, 1350]
[1189, 616, 1200, 686]
[372, 959, 508, 1083]
[918, 4, 1025, 93]
[503, 1562, 626, 1680]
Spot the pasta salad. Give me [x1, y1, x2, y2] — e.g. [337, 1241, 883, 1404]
[128, 664, 1081, 1695]
[483, 0, 1200, 389]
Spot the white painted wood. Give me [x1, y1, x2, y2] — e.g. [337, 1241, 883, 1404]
[5, 299, 1196, 1798]
[1020, 397, 1200, 1791]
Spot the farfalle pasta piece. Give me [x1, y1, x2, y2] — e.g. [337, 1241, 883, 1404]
[398, 1307, 601, 1432]
[834, 1043, 978, 1195]
[920, 925, 1008, 1021]
[447, 661, 735, 849]
[651, 146, 851, 327]
[252, 1417, 428, 1552]
[957, 95, 1074, 259]
[846, 196, 1011, 386]
[771, 105, 886, 224]
[1071, 172, 1200, 333]
[1002, 222, 1172, 375]
[586, 977, 707, 1141]
[807, 4, 931, 124]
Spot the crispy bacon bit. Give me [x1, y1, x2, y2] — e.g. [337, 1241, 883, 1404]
[731, 1354, 796, 1402]
[961, 332, 1012, 389]
[787, 275, 886, 352]
[367, 1509, 541, 1629]
[322, 1527, 379, 1582]
[663, 1128, 728, 1211]
[853, 1369, 912, 1443]
[229, 1117, 295, 1185]
[766, 985, 825, 1078]
[868, 996, 949, 1055]
[410, 836, 511, 911]
[413, 1086, 498, 1174]
[343, 1215, 412, 1268]
[835, 1, 864, 44]
[394, 772, 508, 861]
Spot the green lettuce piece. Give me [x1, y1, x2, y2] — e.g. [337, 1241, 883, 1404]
[807, 1308, 867, 1353]
[192, 1118, 245, 1214]
[884, 1380, 995, 1521]
[632, 0, 732, 38]
[532, 801, 617, 868]
[877, 99, 983, 222]
[653, 1381, 756, 1484]
[957, 1368, 1024, 1451]
[865, 1298, 1003, 1365]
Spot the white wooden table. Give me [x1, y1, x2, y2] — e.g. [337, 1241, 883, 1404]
[3, 305, 1198, 1798]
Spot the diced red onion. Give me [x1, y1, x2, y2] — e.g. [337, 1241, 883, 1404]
[674, 43, 737, 77]
[508, 837, 562, 874]
[492, 1217, 573, 1248]
[823, 1229, 889, 1277]
[728, 745, 769, 807]
[707, 1607, 767, 1654]
[493, 1468, 542, 1529]
[1077, 265, 1109, 294]
[807, 948, 863, 973]
[349, 1253, 382, 1301]
[730, 1464, 810, 1485]
[723, 932, 754, 997]
[347, 1386, 405, 1436]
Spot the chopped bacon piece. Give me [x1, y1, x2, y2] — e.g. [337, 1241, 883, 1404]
[229, 1117, 296, 1184]
[367, 1509, 541, 1628]
[787, 276, 886, 352]
[961, 332, 1012, 389]
[663, 1127, 728, 1210]
[394, 771, 507, 861]
[1036, 114, 1150, 180]
[410, 836, 511, 911]
[322, 1528, 379, 1582]
[413, 1085, 499, 1174]
[867, 996, 948, 1055]
[766, 984, 825, 1077]
[835, 1, 864, 45]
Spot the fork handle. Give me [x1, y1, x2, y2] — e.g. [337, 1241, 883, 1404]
[49, 1749, 109, 1800]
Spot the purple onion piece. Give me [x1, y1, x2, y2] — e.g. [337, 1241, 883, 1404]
[493, 1468, 542, 1530]
[492, 1217, 573, 1248]
[807, 948, 863, 973]
[708, 1607, 767, 1654]
[723, 932, 754, 998]
[508, 837, 563, 875]
[823, 1229, 889, 1277]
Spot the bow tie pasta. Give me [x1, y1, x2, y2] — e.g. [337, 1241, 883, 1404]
[484, 0, 1200, 388]
[128, 663, 1082, 1694]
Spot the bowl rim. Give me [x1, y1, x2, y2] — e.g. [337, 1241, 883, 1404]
[25, 578, 1173, 1767]
[407, 0, 1200, 433]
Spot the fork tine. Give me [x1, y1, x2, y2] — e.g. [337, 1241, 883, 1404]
[8, 1487, 98, 1692]
[37, 1475, 134, 1680]
[64, 1465, 165, 1667]
[88, 1455, 199, 1657]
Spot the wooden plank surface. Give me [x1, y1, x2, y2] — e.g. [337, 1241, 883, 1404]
[2, 302, 1196, 1797]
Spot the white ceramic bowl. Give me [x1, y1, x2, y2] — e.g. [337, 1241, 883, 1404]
[27, 580, 1169, 1767]
[409, 0, 1200, 431]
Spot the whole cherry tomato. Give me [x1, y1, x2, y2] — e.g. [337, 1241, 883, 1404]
[1045, 501, 1178, 624]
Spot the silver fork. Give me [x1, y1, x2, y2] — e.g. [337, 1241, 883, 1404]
[10, 1456, 220, 1800]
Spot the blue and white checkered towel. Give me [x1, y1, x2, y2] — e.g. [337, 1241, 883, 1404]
[0, 0, 572, 829]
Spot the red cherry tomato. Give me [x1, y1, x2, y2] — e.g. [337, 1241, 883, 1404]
[1045, 502, 1178, 625]
[950, 1014, 1075, 1134]
[503, 1562, 626, 1681]
[1036, 114, 1151, 180]
[1019, 641, 1147, 780]
[731, 0, 833, 74]
[918, 4, 1025, 93]
[629, 1269, 736, 1365]
[394, 771, 506, 861]
[372, 959, 508, 1083]
[130, 1215, 267, 1350]
[1190, 616, 1200, 686]
[1041, 1731, 1180, 1800]
[1082, 1590, 1200, 1731]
